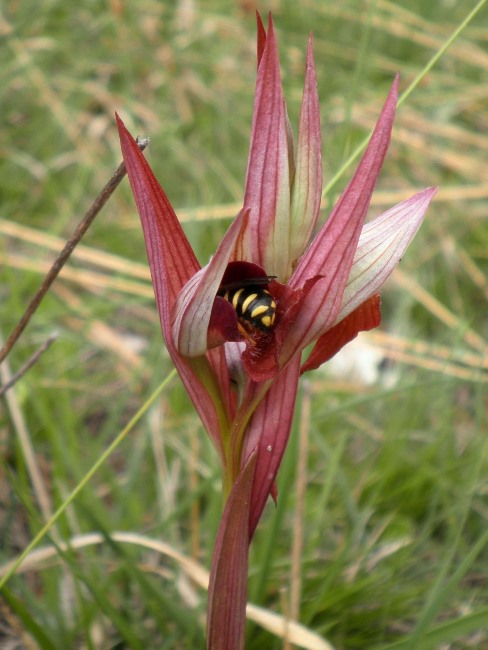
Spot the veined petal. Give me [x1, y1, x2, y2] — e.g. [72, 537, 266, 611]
[299, 188, 437, 375]
[338, 186, 437, 322]
[117, 115, 199, 308]
[288, 35, 322, 277]
[238, 16, 291, 280]
[300, 294, 381, 374]
[256, 12, 294, 186]
[285, 76, 400, 359]
[117, 115, 229, 449]
[172, 208, 249, 357]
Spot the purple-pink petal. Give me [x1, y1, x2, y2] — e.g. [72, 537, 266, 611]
[300, 294, 381, 374]
[117, 116, 229, 450]
[288, 34, 323, 276]
[239, 16, 291, 280]
[117, 115, 200, 305]
[172, 208, 249, 357]
[338, 186, 437, 322]
[285, 76, 400, 360]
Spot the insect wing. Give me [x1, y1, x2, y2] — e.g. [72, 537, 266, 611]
[218, 276, 276, 293]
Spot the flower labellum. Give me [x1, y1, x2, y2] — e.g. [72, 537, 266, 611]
[117, 12, 436, 649]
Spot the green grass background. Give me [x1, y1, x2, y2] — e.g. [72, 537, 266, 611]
[1, 0, 488, 648]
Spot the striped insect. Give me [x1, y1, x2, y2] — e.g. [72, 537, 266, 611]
[218, 277, 277, 334]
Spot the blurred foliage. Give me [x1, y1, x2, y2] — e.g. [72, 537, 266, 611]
[1, 0, 488, 648]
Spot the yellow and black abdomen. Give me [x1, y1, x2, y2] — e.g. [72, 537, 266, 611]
[220, 285, 276, 332]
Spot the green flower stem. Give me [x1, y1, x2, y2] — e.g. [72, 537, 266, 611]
[188, 356, 233, 493]
[228, 381, 272, 495]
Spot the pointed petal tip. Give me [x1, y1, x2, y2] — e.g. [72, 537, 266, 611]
[391, 73, 400, 101]
[306, 33, 315, 63]
[267, 12, 275, 36]
[115, 113, 132, 145]
[255, 10, 265, 31]
[115, 111, 125, 130]
[256, 11, 266, 67]
[417, 186, 439, 212]
[411, 185, 439, 205]
[115, 114, 123, 135]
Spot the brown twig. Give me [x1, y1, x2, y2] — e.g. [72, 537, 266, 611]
[0, 332, 58, 397]
[0, 137, 149, 366]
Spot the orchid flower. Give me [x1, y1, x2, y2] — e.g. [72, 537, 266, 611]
[117, 13, 436, 649]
